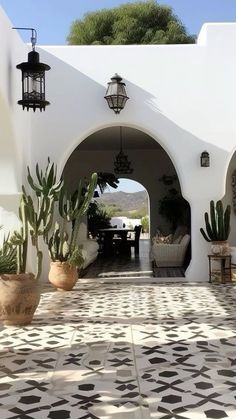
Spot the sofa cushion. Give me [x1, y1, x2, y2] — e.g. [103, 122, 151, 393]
[179, 234, 191, 246]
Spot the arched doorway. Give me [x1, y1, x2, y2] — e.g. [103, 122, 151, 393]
[62, 126, 191, 277]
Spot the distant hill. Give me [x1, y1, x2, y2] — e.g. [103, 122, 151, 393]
[97, 190, 148, 213]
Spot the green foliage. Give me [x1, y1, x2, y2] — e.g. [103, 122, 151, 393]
[158, 187, 190, 232]
[8, 196, 28, 274]
[200, 200, 231, 242]
[0, 234, 17, 274]
[128, 207, 147, 219]
[141, 215, 149, 233]
[67, 1, 195, 45]
[87, 201, 111, 238]
[97, 172, 119, 193]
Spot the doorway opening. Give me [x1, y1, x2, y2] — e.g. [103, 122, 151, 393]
[62, 126, 191, 279]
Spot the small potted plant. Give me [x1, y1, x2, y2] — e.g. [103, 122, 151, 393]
[0, 195, 42, 326]
[48, 172, 97, 291]
[200, 200, 231, 255]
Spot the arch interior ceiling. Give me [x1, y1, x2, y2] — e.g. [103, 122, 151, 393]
[78, 127, 162, 151]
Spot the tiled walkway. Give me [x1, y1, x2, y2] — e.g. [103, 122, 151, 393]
[1, 281, 236, 418]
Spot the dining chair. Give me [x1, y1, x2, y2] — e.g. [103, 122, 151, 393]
[113, 225, 142, 255]
[126, 225, 142, 255]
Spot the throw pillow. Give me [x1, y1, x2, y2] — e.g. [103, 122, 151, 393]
[152, 234, 173, 244]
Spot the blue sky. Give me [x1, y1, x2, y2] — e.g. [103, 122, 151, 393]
[1, 0, 236, 192]
[1, 0, 236, 45]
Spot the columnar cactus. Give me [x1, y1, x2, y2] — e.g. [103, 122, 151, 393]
[48, 222, 84, 267]
[8, 159, 62, 279]
[27, 158, 63, 244]
[58, 173, 98, 251]
[200, 200, 231, 242]
[47, 172, 97, 268]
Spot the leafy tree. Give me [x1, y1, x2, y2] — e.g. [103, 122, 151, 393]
[67, 1, 195, 45]
[97, 172, 119, 194]
[129, 207, 148, 219]
[141, 215, 149, 233]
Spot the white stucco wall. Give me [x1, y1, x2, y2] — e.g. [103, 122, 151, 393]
[0, 7, 31, 241]
[1, 6, 236, 281]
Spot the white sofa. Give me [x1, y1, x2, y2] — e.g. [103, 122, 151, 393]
[151, 234, 190, 267]
[78, 222, 99, 269]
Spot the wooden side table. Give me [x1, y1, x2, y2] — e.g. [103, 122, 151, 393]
[208, 255, 232, 283]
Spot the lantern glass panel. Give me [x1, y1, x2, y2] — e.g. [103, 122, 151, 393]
[23, 71, 45, 101]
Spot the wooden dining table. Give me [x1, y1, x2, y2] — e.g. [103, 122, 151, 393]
[97, 228, 134, 254]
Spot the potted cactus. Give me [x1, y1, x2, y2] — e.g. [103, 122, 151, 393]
[0, 159, 61, 325]
[48, 172, 97, 291]
[200, 200, 231, 255]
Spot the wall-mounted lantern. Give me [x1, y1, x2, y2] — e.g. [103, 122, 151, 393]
[13, 27, 51, 111]
[200, 151, 210, 167]
[104, 73, 129, 114]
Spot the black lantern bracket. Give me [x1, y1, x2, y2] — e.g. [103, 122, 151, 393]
[13, 27, 51, 112]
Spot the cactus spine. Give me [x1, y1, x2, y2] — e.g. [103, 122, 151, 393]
[200, 200, 231, 242]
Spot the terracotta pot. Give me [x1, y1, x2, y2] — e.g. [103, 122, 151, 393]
[211, 241, 230, 256]
[48, 261, 78, 291]
[0, 273, 40, 326]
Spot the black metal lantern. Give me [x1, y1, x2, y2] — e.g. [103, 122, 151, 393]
[200, 151, 210, 167]
[104, 74, 129, 114]
[114, 127, 133, 174]
[14, 28, 51, 111]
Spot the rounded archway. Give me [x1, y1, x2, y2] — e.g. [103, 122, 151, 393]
[62, 126, 191, 276]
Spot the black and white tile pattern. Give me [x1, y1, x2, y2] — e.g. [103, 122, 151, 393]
[0, 282, 236, 418]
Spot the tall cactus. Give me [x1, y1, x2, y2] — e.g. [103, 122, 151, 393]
[47, 173, 97, 268]
[200, 200, 231, 242]
[58, 173, 97, 252]
[7, 159, 61, 279]
[27, 158, 63, 244]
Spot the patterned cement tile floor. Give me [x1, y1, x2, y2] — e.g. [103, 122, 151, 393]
[1, 281, 236, 418]
[83, 239, 154, 280]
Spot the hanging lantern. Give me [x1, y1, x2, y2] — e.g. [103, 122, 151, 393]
[114, 127, 133, 174]
[104, 74, 129, 114]
[14, 28, 51, 111]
